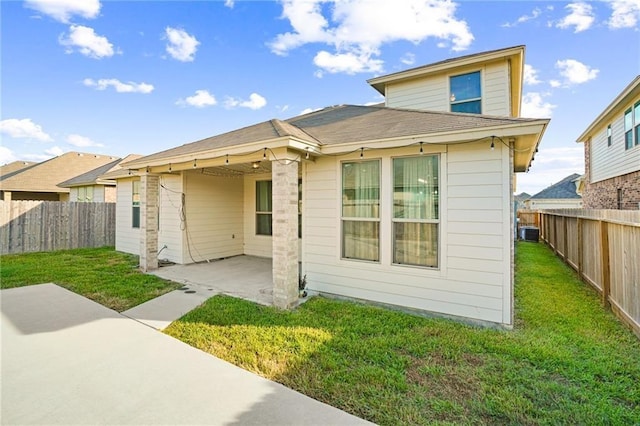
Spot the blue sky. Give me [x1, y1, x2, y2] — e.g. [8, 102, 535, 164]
[1, 0, 639, 195]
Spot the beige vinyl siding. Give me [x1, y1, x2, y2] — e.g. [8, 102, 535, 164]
[590, 110, 640, 183]
[115, 177, 140, 255]
[157, 174, 184, 264]
[385, 61, 511, 117]
[182, 171, 244, 263]
[243, 173, 273, 258]
[92, 186, 105, 202]
[303, 143, 512, 325]
[104, 186, 116, 202]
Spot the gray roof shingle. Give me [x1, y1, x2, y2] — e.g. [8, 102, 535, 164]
[530, 173, 582, 199]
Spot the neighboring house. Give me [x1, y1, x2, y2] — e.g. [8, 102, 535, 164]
[0, 161, 37, 180]
[524, 173, 583, 210]
[514, 192, 531, 210]
[0, 152, 119, 201]
[577, 76, 640, 210]
[58, 156, 138, 202]
[115, 45, 549, 327]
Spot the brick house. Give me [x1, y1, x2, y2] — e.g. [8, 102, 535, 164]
[577, 76, 640, 210]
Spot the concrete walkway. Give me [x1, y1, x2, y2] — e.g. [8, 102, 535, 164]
[1, 284, 372, 425]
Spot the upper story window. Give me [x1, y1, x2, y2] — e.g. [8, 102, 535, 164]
[450, 71, 481, 114]
[607, 124, 612, 146]
[624, 108, 633, 150]
[634, 101, 640, 147]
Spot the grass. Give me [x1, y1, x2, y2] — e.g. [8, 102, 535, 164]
[0, 246, 180, 311]
[165, 242, 640, 425]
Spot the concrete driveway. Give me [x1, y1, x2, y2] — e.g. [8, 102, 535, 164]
[1, 284, 372, 425]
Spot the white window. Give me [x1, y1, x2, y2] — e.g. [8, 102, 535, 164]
[392, 156, 439, 268]
[341, 160, 380, 262]
[132, 180, 140, 229]
[77, 186, 94, 202]
[256, 180, 272, 235]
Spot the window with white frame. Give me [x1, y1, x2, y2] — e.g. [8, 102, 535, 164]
[607, 124, 612, 146]
[392, 156, 439, 268]
[256, 180, 272, 235]
[132, 180, 140, 228]
[450, 71, 481, 114]
[341, 160, 380, 261]
[77, 186, 94, 202]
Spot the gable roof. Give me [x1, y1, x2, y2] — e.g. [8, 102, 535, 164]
[124, 104, 547, 171]
[530, 174, 582, 199]
[0, 152, 119, 193]
[577, 75, 640, 143]
[366, 45, 525, 117]
[58, 158, 125, 188]
[98, 154, 145, 180]
[0, 161, 37, 180]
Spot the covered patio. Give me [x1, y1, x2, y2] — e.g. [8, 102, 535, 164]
[149, 255, 275, 306]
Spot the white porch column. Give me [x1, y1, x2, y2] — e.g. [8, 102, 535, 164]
[139, 174, 159, 272]
[272, 158, 299, 309]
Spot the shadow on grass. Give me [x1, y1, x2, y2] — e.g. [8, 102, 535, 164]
[165, 242, 640, 425]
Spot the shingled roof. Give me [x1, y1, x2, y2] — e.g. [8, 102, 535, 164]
[0, 161, 37, 180]
[0, 152, 119, 193]
[58, 158, 124, 188]
[530, 174, 582, 199]
[125, 104, 545, 167]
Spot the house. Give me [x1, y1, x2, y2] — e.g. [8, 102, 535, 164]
[577, 76, 640, 210]
[0, 152, 119, 201]
[58, 156, 139, 202]
[514, 192, 531, 210]
[524, 174, 583, 210]
[0, 161, 37, 180]
[114, 45, 549, 327]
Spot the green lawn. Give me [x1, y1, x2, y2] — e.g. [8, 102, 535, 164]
[165, 242, 640, 425]
[0, 247, 180, 311]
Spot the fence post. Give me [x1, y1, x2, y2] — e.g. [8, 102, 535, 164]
[577, 217, 583, 279]
[562, 216, 568, 262]
[599, 220, 611, 309]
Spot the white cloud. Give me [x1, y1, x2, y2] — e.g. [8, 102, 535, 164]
[300, 107, 322, 115]
[83, 78, 154, 94]
[25, 0, 100, 23]
[549, 79, 562, 88]
[313, 50, 383, 74]
[0, 118, 53, 142]
[0, 146, 18, 164]
[67, 134, 103, 147]
[400, 52, 416, 66]
[521, 92, 556, 118]
[45, 146, 65, 157]
[524, 64, 541, 85]
[608, 0, 640, 29]
[269, 0, 473, 75]
[165, 27, 199, 62]
[555, 59, 599, 85]
[225, 0, 235, 8]
[556, 2, 595, 32]
[59, 25, 116, 59]
[502, 7, 542, 27]
[518, 147, 584, 195]
[176, 90, 217, 108]
[225, 93, 267, 110]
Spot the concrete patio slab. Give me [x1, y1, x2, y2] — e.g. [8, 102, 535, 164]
[150, 255, 273, 306]
[121, 288, 212, 330]
[1, 284, 372, 425]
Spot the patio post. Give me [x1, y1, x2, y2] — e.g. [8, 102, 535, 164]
[271, 156, 299, 309]
[139, 173, 159, 272]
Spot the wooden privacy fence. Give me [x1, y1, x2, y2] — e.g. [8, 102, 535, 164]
[0, 201, 116, 254]
[535, 209, 640, 338]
